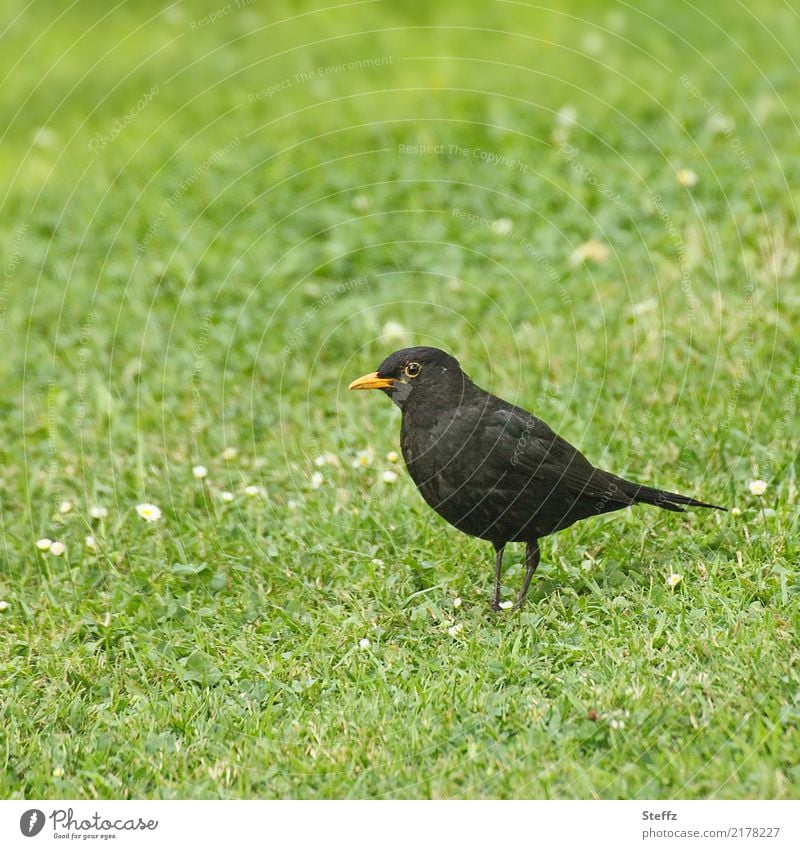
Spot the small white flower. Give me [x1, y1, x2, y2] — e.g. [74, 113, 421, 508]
[314, 452, 337, 467]
[352, 449, 372, 469]
[498, 600, 514, 610]
[453, 597, 462, 608]
[135, 503, 162, 522]
[676, 168, 699, 188]
[49, 541, 66, 557]
[381, 320, 408, 343]
[748, 479, 767, 496]
[555, 104, 577, 127]
[85, 535, 97, 550]
[608, 718, 625, 730]
[310, 471, 324, 490]
[571, 239, 610, 265]
[36, 538, 53, 551]
[371, 558, 384, 567]
[491, 218, 513, 236]
[192, 465, 208, 480]
[581, 31, 605, 55]
[221, 491, 235, 503]
[731, 506, 741, 516]
[89, 506, 108, 520]
[382, 470, 399, 484]
[0, 601, 9, 612]
[33, 127, 58, 148]
[58, 500, 73, 515]
[244, 485, 263, 497]
[448, 623, 463, 637]
[666, 573, 683, 588]
[287, 499, 299, 510]
[222, 447, 238, 461]
[358, 637, 371, 649]
[552, 105, 577, 143]
[386, 451, 399, 463]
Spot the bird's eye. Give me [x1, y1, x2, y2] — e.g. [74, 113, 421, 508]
[404, 362, 421, 378]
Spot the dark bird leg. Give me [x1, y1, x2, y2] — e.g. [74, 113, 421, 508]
[491, 542, 505, 611]
[512, 540, 541, 610]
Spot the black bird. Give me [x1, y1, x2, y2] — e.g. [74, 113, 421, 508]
[349, 347, 723, 611]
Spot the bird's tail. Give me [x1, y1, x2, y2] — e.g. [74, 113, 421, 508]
[619, 480, 725, 513]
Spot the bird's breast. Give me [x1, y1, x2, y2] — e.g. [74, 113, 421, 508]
[399, 407, 513, 539]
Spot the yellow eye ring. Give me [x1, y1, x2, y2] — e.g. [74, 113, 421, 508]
[404, 362, 421, 378]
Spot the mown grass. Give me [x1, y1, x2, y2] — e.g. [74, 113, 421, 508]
[0, 0, 798, 798]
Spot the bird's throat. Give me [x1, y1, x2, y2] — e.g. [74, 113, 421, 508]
[389, 380, 413, 408]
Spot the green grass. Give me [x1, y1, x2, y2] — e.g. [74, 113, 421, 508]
[1, 0, 798, 799]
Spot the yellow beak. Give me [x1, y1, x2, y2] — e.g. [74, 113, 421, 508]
[349, 371, 395, 391]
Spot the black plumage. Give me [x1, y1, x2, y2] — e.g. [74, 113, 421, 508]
[350, 347, 723, 610]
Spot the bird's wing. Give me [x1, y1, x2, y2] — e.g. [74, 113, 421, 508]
[480, 404, 635, 505]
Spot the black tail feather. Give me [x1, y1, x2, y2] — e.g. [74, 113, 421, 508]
[622, 482, 726, 513]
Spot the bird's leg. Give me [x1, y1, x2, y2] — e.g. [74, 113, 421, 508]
[491, 543, 505, 611]
[512, 540, 541, 610]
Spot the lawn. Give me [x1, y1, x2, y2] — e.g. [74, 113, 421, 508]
[0, 0, 798, 799]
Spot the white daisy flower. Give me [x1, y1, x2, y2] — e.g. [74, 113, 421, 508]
[221, 447, 238, 460]
[382, 470, 399, 484]
[58, 500, 73, 515]
[381, 320, 408, 343]
[135, 503, 162, 522]
[571, 239, 610, 265]
[491, 218, 513, 236]
[49, 541, 66, 557]
[314, 452, 337, 467]
[244, 485, 263, 497]
[358, 637, 371, 649]
[89, 506, 108, 520]
[36, 538, 53, 551]
[731, 507, 741, 516]
[33, 127, 58, 148]
[748, 479, 767, 496]
[310, 471, 324, 490]
[220, 491, 235, 503]
[453, 597, 462, 608]
[192, 465, 208, 480]
[666, 573, 683, 588]
[0, 600, 9, 612]
[386, 451, 399, 463]
[555, 104, 577, 127]
[676, 168, 699, 188]
[85, 535, 97, 550]
[352, 449, 372, 469]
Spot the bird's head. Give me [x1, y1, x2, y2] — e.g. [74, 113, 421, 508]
[349, 346, 465, 409]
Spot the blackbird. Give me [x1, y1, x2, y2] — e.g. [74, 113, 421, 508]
[350, 347, 723, 611]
